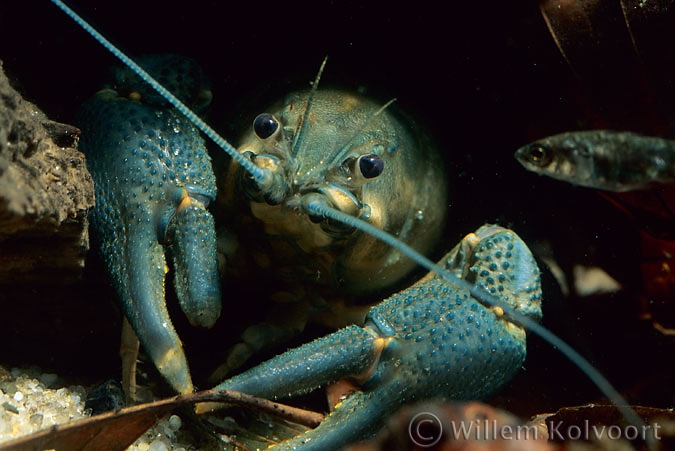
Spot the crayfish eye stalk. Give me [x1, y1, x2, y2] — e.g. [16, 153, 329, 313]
[253, 113, 281, 141]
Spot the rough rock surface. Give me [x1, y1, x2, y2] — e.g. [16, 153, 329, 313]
[0, 60, 94, 285]
[0, 61, 120, 377]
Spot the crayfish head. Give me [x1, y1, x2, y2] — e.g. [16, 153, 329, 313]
[229, 88, 446, 296]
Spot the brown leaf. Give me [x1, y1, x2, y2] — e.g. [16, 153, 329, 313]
[0, 390, 324, 451]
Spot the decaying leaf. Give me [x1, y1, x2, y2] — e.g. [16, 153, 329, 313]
[0, 390, 323, 451]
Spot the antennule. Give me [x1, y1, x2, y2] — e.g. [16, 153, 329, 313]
[291, 56, 328, 158]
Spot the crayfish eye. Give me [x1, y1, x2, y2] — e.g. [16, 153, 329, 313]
[358, 154, 384, 179]
[527, 143, 553, 167]
[253, 113, 279, 140]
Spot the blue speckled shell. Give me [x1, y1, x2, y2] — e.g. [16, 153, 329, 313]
[367, 279, 526, 402]
[78, 89, 216, 202]
[76, 71, 220, 393]
[111, 54, 212, 112]
[212, 225, 540, 450]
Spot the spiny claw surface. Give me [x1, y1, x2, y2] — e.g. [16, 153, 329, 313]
[202, 225, 543, 450]
[77, 54, 221, 394]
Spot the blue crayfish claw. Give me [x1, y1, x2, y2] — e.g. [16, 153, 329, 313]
[198, 225, 543, 450]
[77, 54, 221, 394]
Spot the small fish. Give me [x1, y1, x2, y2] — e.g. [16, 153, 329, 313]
[515, 130, 675, 192]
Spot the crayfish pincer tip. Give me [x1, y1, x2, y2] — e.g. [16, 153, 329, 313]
[156, 347, 194, 394]
[185, 303, 222, 328]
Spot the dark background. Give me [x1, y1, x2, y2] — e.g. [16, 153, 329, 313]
[0, 0, 674, 421]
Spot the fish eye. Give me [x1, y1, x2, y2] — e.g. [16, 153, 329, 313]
[358, 154, 384, 179]
[527, 143, 553, 167]
[253, 113, 279, 140]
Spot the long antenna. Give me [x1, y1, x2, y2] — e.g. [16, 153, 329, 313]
[50, 1, 653, 447]
[305, 200, 651, 449]
[49, 0, 270, 188]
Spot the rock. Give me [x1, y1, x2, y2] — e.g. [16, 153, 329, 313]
[0, 61, 120, 378]
[0, 59, 94, 285]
